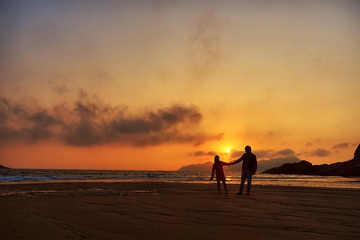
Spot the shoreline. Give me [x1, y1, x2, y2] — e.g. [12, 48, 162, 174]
[1, 177, 359, 190]
[2, 169, 360, 190]
[0, 180, 360, 199]
[1, 182, 359, 239]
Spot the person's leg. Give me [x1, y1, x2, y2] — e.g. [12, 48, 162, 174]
[217, 180, 221, 193]
[222, 180, 228, 194]
[239, 170, 247, 193]
[246, 173, 253, 194]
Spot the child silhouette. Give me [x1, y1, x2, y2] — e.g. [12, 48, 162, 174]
[210, 155, 231, 194]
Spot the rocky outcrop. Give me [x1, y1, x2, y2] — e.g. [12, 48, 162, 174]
[354, 144, 360, 160]
[263, 144, 360, 177]
[255, 156, 301, 173]
[354, 144, 360, 169]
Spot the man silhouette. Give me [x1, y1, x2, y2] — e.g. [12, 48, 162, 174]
[232, 145, 257, 195]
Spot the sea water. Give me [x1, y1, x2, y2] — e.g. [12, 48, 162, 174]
[1, 169, 360, 189]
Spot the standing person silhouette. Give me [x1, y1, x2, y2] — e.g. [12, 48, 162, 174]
[210, 155, 231, 194]
[232, 145, 257, 195]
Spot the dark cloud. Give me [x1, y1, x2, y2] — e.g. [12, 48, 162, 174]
[0, 97, 29, 123]
[63, 120, 104, 146]
[0, 98, 62, 142]
[192, 150, 217, 157]
[30, 110, 63, 127]
[277, 148, 295, 156]
[0, 95, 221, 147]
[307, 148, 331, 157]
[27, 125, 54, 142]
[110, 105, 202, 134]
[231, 148, 296, 159]
[332, 143, 350, 149]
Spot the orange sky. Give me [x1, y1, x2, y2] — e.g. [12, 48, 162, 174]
[0, 0, 359, 170]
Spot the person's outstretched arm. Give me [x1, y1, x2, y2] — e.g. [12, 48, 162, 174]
[232, 155, 244, 165]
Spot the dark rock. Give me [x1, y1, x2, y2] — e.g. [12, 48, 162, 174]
[263, 160, 313, 175]
[263, 144, 360, 176]
[354, 144, 360, 160]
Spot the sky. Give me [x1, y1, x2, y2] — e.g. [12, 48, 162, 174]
[0, 0, 359, 170]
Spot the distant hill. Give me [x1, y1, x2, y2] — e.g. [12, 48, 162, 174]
[178, 162, 213, 172]
[178, 156, 301, 172]
[0, 165, 9, 169]
[264, 144, 360, 177]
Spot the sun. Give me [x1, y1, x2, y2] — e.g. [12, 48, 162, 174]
[225, 148, 231, 153]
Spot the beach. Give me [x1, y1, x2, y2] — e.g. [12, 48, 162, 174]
[1, 182, 359, 240]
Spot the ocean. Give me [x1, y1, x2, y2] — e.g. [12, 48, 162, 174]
[1, 168, 360, 189]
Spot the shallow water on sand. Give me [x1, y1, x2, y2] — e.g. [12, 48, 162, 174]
[1, 169, 359, 189]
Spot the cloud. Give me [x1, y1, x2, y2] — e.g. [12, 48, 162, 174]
[49, 80, 69, 94]
[0, 94, 221, 147]
[307, 148, 331, 157]
[188, 9, 228, 80]
[248, 150, 272, 159]
[230, 150, 243, 158]
[332, 143, 350, 149]
[191, 150, 217, 157]
[30, 110, 63, 127]
[0, 98, 62, 142]
[0, 98, 28, 123]
[277, 148, 295, 156]
[236, 148, 296, 159]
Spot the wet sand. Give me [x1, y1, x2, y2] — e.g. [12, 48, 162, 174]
[1, 182, 359, 240]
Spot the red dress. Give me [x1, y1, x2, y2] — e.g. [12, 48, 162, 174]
[212, 161, 230, 181]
